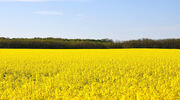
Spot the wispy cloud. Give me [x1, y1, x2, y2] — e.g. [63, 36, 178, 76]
[34, 11, 64, 15]
[0, 0, 89, 2]
[75, 13, 88, 18]
[76, 14, 84, 17]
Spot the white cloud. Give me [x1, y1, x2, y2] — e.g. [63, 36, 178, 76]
[76, 14, 88, 18]
[34, 11, 64, 15]
[76, 14, 83, 17]
[0, 0, 89, 2]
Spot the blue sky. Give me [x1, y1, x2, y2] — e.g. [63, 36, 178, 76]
[0, 0, 179, 40]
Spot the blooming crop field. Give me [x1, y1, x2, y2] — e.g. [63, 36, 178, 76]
[0, 49, 180, 100]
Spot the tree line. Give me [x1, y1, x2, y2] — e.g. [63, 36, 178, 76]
[0, 37, 179, 49]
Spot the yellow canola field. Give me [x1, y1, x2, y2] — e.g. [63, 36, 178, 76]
[0, 49, 180, 100]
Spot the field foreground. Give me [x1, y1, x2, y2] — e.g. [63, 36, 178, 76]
[0, 49, 180, 100]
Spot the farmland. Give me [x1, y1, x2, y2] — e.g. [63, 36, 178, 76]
[0, 49, 180, 99]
